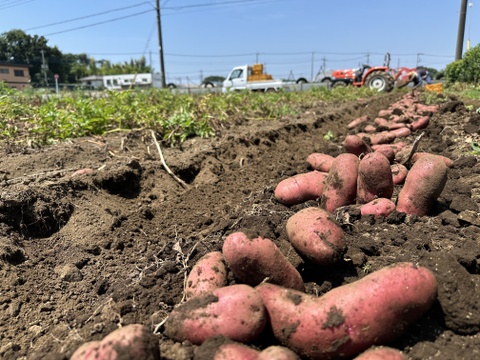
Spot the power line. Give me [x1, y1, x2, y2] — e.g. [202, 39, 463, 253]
[25, 2, 152, 31]
[0, 0, 33, 10]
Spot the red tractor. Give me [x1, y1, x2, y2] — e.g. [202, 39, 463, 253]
[330, 53, 395, 92]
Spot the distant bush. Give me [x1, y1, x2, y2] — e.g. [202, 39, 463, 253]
[445, 44, 480, 83]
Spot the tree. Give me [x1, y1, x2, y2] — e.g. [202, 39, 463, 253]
[445, 43, 480, 83]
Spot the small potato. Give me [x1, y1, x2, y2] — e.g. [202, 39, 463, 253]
[185, 251, 228, 300]
[256, 262, 437, 360]
[356, 152, 394, 205]
[222, 232, 304, 291]
[275, 171, 327, 206]
[286, 207, 345, 266]
[195, 336, 260, 360]
[258, 346, 300, 360]
[360, 198, 396, 218]
[343, 135, 372, 156]
[396, 154, 448, 216]
[410, 115, 430, 131]
[353, 346, 407, 360]
[377, 109, 393, 118]
[306, 153, 335, 172]
[70, 324, 160, 360]
[373, 145, 395, 163]
[164, 284, 266, 345]
[389, 127, 411, 138]
[391, 163, 408, 185]
[368, 131, 396, 145]
[347, 115, 368, 129]
[320, 153, 359, 212]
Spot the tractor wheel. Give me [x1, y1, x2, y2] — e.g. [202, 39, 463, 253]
[332, 81, 347, 88]
[364, 71, 394, 92]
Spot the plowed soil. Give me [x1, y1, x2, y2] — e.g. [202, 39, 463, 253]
[0, 91, 479, 360]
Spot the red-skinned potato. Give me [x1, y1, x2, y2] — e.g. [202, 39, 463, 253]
[185, 251, 228, 300]
[286, 207, 345, 266]
[256, 262, 437, 360]
[70, 324, 160, 360]
[347, 115, 368, 129]
[391, 163, 408, 185]
[389, 127, 411, 138]
[353, 346, 407, 360]
[222, 232, 304, 291]
[396, 154, 448, 216]
[194, 336, 260, 360]
[356, 152, 394, 205]
[373, 145, 395, 163]
[320, 153, 359, 212]
[410, 115, 430, 131]
[258, 346, 301, 360]
[306, 153, 335, 172]
[343, 135, 372, 156]
[368, 131, 396, 145]
[164, 284, 266, 345]
[360, 198, 396, 218]
[411, 152, 454, 168]
[275, 171, 327, 206]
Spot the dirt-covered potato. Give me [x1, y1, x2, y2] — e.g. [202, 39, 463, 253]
[185, 251, 228, 300]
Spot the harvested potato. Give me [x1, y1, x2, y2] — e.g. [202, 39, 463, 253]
[347, 115, 368, 129]
[396, 154, 448, 216]
[194, 336, 260, 360]
[164, 284, 266, 345]
[258, 346, 300, 360]
[411, 152, 454, 168]
[306, 153, 335, 172]
[356, 152, 394, 205]
[222, 232, 304, 291]
[256, 262, 437, 360]
[70, 324, 160, 360]
[275, 171, 327, 206]
[286, 207, 345, 266]
[360, 198, 396, 218]
[353, 346, 407, 360]
[343, 134, 372, 156]
[320, 153, 359, 212]
[185, 251, 228, 300]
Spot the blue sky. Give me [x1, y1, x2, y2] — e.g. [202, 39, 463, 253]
[1, 0, 477, 84]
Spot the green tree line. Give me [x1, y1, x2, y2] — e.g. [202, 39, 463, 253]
[0, 29, 151, 86]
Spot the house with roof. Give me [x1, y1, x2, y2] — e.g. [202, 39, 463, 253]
[0, 62, 31, 90]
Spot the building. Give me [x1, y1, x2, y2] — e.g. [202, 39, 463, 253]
[0, 62, 31, 90]
[79, 73, 152, 90]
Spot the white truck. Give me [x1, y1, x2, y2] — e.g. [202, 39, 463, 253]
[222, 64, 286, 93]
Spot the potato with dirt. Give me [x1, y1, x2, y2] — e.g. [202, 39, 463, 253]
[356, 152, 394, 205]
[286, 207, 345, 266]
[360, 198, 396, 218]
[222, 231, 304, 291]
[352, 346, 407, 360]
[342, 135, 372, 156]
[70, 324, 160, 360]
[275, 170, 327, 206]
[164, 284, 266, 345]
[306, 153, 335, 172]
[185, 251, 228, 300]
[256, 262, 437, 360]
[320, 153, 360, 212]
[396, 154, 448, 216]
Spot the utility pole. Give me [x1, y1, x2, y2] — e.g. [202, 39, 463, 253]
[155, 0, 166, 88]
[41, 49, 48, 86]
[456, 0, 468, 60]
[310, 52, 314, 82]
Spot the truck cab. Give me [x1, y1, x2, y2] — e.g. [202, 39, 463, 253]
[222, 64, 284, 93]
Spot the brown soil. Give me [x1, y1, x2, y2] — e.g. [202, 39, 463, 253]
[0, 91, 479, 360]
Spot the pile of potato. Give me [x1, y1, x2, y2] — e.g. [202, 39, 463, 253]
[70, 93, 446, 360]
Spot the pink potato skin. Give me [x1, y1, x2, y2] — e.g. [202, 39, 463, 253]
[185, 251, 228, 300]
[342, 135, 372, 156]
[353, 346, 407, 360]
[410, 115, 430, 131]
[373, 145, 395, 163]
[360, 198, 396, 218]
[164, 284, 266, 345]
[356, 152, 394, 205]
[286, 207, 345, 266]
[222, 232, 304, 291]
[213, 343, 260, 360]
[320, 153, 360, 213]
[70, 324, 160, 360]
[306, 153, 335, 172]
[258, 346, 301, 360]
[396, 155, 448, 216]
[347, 115, 368, 129]
[256, 262, 437, 360]
[411, 152, 454, 168]
[390, 163, 408, 185]
[275, 171, 327, 206]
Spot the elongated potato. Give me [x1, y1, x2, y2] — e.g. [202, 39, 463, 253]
[164, 284, 266, 345]
[306, 153, 335, 172]
[320, 153, 359, 213]
[343, 135, 372, 156]
[347, 115, 368, 129]
[185, 251, 228, 300]
[396, 154, 448, 216]
[222, 232, 304, 291]
[286, 207, 345, 266]
[360, 198, 396, 218]
[353, 346, 407, 360]
[357, 152, 393, 205]
[411, 152, 454, 168]
[256, 263, 437, 360]
[275, 171, 327, 206]
[70, 324, 160, 360]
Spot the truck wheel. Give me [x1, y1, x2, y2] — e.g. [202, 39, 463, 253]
[364, 71, 394, 92]
[296, 78, 308, 84]
[167, 83, 177, 89]
[265, 88, 277, 92]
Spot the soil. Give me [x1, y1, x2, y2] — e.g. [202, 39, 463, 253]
[0, 91, 479, 360]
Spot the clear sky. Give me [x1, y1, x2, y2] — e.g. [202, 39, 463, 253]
[1, 0, 477, 84]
